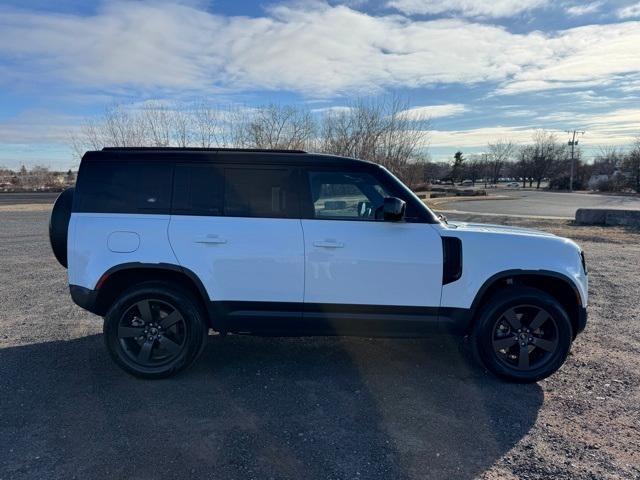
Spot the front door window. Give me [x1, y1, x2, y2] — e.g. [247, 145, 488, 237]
[308, 171, 390, 221]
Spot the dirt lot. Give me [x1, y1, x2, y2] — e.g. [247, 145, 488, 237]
[1, 208, 639, 480]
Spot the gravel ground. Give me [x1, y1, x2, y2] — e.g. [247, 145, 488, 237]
[1, 209, 639, 480]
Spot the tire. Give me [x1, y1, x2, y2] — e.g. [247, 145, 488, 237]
[103, 282, 208, 379]
[49, 187, 74, 268]
[471, 286, 573, 383]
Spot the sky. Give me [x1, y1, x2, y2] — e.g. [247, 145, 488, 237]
[0, 0, 639, 169]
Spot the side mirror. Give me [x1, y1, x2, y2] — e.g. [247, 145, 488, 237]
[383, 197, 406, 222]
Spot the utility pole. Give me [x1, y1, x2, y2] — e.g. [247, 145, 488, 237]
[566, 130, 585, 192]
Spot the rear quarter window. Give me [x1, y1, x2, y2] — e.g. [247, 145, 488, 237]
[75, 161, 173, 214]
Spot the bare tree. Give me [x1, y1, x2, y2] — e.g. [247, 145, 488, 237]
[71, 105, 147, 158]
[479, 155, 493, 188]
[320, 96, 429, 182]
[169, 108, 191, 148]
[516, 146, 534, 187]
[192, 101, 220, 148]
[422, 160, 450, 184]
[103, 105, 146, 147]
[593, 146, 624, 174]
[233, 104, 315, 150]
[142, 102, 171, 147]
[487, 140, 515, 185]
[520, 131, 566, 189]
[71, 118, 102, 159]
[464, 154, 484, 186]
[398, 153, 429, 189]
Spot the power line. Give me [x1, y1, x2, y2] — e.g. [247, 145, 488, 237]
[566, 129, 585, 192]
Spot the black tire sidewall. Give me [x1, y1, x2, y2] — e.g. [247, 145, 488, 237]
[103, 282, 207, 379]
[49, 187, 74, 268]
[473, 287, 573, 383]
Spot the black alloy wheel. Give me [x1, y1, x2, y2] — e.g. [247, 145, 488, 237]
[104, 282, 208, 378]
[117, 298, 187, 367]
[491, 305, 559, 371]
[472, 286, 573, 383]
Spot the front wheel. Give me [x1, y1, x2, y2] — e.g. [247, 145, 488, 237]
[472, 287, 573, 383]
[103, 282, 208, 379]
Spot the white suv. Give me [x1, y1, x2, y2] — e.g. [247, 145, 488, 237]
[49, 148, 588, 381]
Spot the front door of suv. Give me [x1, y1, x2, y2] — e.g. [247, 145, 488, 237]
[300, 168, 443, 334]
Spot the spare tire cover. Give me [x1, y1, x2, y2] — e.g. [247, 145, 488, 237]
[49, 187, 74, 268]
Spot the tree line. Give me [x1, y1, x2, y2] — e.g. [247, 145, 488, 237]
[0, 166, 75, 191]
[422, 133, 640, 193]
[71, 98, 429, 187]
[69, 98, 640, 193]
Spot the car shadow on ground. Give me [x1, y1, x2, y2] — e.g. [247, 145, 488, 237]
[1, 334, 543, 480]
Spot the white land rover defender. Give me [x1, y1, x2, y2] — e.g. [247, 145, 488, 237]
[49, 148, 588, 381]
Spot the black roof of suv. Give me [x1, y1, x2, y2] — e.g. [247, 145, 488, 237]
[82, 148, 377, 168]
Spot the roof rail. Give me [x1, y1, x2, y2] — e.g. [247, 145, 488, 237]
[101, 147, 307, 154]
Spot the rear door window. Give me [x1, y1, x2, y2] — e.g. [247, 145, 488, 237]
[223, 167, 299, 218]
[172, 164, 224, 216]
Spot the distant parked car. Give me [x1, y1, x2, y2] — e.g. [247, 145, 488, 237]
[505, 182, 521, 188]
[459, 180, 474, 186]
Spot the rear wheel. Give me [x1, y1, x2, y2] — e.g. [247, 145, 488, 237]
[104, 282, 208, 379]
[472, 287, 573, 383]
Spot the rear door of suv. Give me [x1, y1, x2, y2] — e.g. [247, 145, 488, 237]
[168, 156, 305, 328]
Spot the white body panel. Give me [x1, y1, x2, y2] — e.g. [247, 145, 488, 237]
[300, 220, 443, 306]
[437, 222, 588, 308]
[67, 214, 587, 313]
[67, 213, 178, 290]
[167, 216, 304, 302]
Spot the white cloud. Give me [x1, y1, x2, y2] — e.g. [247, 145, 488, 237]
[397, 103, 467, 120]
[619, 80, 640, 92]
[310, 106, 354, 114]
[496, 22, 640, 95]
[386, 0, 548, 18]
[501, 108, 536, 118]
[569, 108, 640, 140]
[0, 111, 81, 145]
[566, 1, 602, 16]
[430, 107, 640, 149]
[430, 126, 541, 148]
[617, 1, 640, 18]
[0, 2, 638, 99]
[0, 110, 82, 168]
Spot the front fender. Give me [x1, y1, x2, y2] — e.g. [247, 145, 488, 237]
[440, 232, 588, 310]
